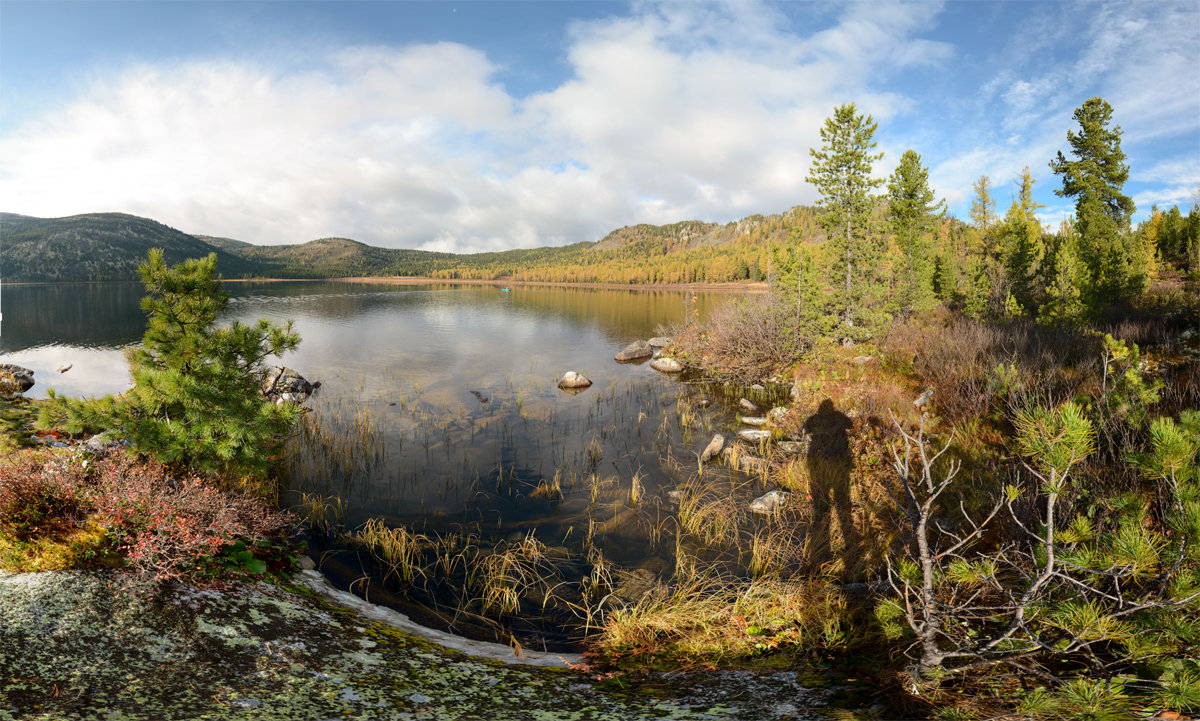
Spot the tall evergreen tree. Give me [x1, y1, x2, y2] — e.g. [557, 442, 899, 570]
[887, 149, 944, 314]
[1049, 97, 1136, 300]
[807, 103, 885, 330]
[1001, 167, 1045, 313]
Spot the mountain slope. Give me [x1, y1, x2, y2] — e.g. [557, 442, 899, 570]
[1, 213, 269, 281]
[2, 205, 824, 284]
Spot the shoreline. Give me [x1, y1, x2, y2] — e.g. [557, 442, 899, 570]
[324, 276, 768, 292]
[5, 276, 768, 292]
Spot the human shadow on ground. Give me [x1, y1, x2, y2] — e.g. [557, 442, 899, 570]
[802, 399, 858, 574]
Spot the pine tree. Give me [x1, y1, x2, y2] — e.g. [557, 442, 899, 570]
[1001, 167, 1045, 313]
[887, 149, 945, 315]
[807, 103, 885, 330]
[40, 250, 302, 482]
[1050, 97, 1136, 301]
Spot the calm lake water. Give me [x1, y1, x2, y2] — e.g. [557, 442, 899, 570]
[2, 281, 772, 644]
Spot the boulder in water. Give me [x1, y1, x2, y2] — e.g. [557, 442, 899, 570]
[614, 340, 653, 362]
[700, 433, 725, 463]
[261, 366, 316, 405]
[557, 371, 592, 389]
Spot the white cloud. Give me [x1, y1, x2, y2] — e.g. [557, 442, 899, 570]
[1, 0, 1192, 251]
[0, 1, 961, 252]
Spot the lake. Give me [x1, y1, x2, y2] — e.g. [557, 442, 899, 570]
[2, 280, 775, 646]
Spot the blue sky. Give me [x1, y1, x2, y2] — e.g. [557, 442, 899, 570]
[1, 1, 1197, 252]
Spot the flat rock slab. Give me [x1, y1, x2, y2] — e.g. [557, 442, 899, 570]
[647, 336, 673, 348]
[0, 570, 833, 720]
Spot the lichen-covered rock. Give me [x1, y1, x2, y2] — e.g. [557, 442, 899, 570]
[0, 569, 831, 720]
[614, 340, 653, 362]
[647, 337, 673, 348]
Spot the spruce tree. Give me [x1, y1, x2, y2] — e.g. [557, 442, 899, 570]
[807, 103, 885, 331]
[887, 149, 944, 315]
[1001, 167, 1045, 313]
[1039, 222, 1087, 326]
[1049, 97, 1136, 300]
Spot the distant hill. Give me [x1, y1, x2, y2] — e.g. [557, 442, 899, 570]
[0, 213, 269, 281]
[1, 206, 824, 284]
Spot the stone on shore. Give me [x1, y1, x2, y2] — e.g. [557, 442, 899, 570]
[0, 363, 35, 394]
[738, 429, 771, 442]
[649, 357, 684, 373]
[749, 490, 791, 516]
[738, 398, 761, 414]
[739, 416, 768, 427]
[614, 340, 654, 362]
[647, 337, 673, 348]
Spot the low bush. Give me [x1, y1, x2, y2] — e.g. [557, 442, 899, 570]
[0, 449, 295, 583]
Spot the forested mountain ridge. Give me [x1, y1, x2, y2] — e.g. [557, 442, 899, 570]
[1, 206, 823, 283]
[0, 212, 270, 281]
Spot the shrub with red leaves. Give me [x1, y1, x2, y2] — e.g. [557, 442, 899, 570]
[0, 450, 295, 583]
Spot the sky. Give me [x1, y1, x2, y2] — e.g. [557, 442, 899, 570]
[1, 1, 1197, 253]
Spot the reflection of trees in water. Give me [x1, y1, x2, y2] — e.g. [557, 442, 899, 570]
[1, 282, 146, 351]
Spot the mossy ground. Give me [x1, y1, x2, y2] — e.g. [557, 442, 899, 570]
[0, 570, 839, 721]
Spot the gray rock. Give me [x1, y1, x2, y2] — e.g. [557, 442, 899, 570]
[647, 336, 673, 348]
[739, 398, 762, 414]
[700, 433, 725, 463]
[737, 429, 771, 442]
[262, 366, 316, 405]
[766, 407, 788, 423]
[914, 388, 934, 407]
[83, 431, 125, 455]
[557, 371, 592, 389]
[749, 384, 766, 393]
[614, 340, 654, 362]
[649, 357, 684, 373]
[0, 363, 35, 393]
[665, 489, 686, 504]
[749, 490, 791, 516]
[853, 355, 875, 366]
[739, 416, 768, 427]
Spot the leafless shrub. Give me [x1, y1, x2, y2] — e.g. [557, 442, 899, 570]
[673, 294, 813, 382]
